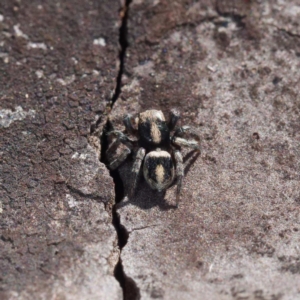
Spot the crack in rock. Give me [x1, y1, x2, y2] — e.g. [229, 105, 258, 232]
[91, 0, 141, 298]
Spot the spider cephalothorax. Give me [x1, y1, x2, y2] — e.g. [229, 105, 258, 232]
[138, 110, 170, 149]
[106, 109, 200, 207]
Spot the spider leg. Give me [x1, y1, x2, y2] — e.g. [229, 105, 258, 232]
[106, 138, 131, 170]
[168, 108, 180, 131]
[106, 130, 135, 170]
[172, 136, 200, 151]
[107, 130, 138, 149]
[123, 114, 137, 135]
[107, 130, 137, 144]
[173, 125, 189, 137]
[171, 125, 200, 151]
[174, 150, 183, 207]
[129, 147, 146, 198]
[173, 125, 200, 140]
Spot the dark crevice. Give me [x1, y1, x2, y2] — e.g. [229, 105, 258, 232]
[101, 120, 141, 300]
[114, 260, 141, 300]
[111, 0, 132, 107]
[112, 175, 140, 299]
[99, 0, 141, 299]
[90, 0, 132, 134]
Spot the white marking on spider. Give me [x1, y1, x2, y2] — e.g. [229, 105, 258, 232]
[150, 123, 161, 143]
[155, 164, 165, 184]
[147, 150, 170, 157]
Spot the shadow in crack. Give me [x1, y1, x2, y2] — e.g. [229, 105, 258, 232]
[101, 120, 141, 299]
[114, 260, 141, 300]
[97, 0, 141, 297]
[116, 187, 178, 211]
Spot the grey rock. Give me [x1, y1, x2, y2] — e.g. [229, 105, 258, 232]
[0, 0, 122, 299]
[111, 0, 300, 299]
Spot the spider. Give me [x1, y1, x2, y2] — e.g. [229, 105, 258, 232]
[105, 109, 200, 207]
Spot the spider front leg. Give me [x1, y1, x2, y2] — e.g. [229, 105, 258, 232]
[174, 150, 184, 207]
[172, 136, 200, 151]
[106, 136, 131, 170]
[129, 147, 146, 198]
[168, 109, 180, 131]
[108, 130, 136, 144]
[105, 130, 134, 170]
[172, 126, 200, 151]
[173, 125, 190, 137]
[123, 114, 137, 135]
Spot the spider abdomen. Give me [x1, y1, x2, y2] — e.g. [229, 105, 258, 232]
[143, 150, 175, 192]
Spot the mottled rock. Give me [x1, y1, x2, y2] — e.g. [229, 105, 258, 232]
[0, 0, 122, 299]
[111, 0, 300, 299]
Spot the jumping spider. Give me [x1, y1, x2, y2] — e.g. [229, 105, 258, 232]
[106, 109, 200, 207]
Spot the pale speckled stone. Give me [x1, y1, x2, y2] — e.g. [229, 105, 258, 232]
[111, 0, 300, 299]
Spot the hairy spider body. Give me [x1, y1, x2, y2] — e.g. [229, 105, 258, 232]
[138, 110, 170, 150]
[106, 109, 199, 207]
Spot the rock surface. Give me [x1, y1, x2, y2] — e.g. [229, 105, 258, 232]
[111, 0, 300, 299]
[2, 0, 300, 299]
[0, 1, 122, 299]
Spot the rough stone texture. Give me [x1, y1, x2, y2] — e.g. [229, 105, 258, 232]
[0, 1, 122, 299]
[111, 0, 300, 299]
